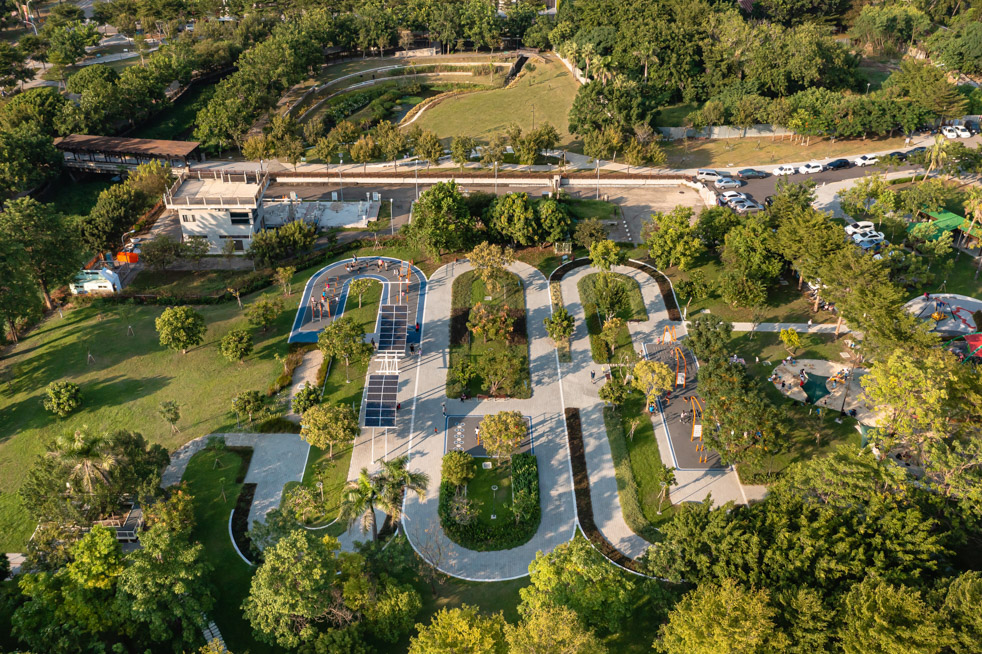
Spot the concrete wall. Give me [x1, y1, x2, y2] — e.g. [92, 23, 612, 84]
[658, 124, 795, 140]
[178, 208, 257, 253]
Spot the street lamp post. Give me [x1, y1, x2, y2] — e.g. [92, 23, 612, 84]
[596, 159, 600, 200]
[494, 161, 499, 195]
[866, 82, 871, 95]
[338, 157, 344, 202]
[414, 162, 419, 199]
[390, 197, 394, 236]
[121, 229, 136, 249]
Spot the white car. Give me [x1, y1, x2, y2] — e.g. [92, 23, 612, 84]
[852, 231, 884, 247]
[719, 191, 747, 205]
[715, 177, 743, 189]
[774, 165, 796, 176]
[845, 221, 876, 236]
[798, 162, 825, 174]
[942, 125, 971, 138]
[853, 155, 879, 167]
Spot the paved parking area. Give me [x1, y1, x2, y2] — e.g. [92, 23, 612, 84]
[566, 186, 707, 244]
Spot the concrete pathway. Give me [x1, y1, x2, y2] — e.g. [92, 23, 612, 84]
[351, 260, 577, 580]
[286, 349, 323, 423]
[163, 432, 310, 528]
[730, 321, 851, 334]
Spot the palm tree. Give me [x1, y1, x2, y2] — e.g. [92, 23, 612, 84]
[49, 428, 118, 495]
[337, 468, 398, 541]
[377, 455, 430, 523]
[923, 133, 950, 181]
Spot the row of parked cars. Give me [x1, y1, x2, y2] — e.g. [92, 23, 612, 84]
[844, 220, 886, 250]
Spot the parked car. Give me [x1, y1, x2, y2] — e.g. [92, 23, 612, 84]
[852, 230, 884, 245]
[884, 151, 908, 161]
[773, 165, 796, 176]
[731, 199, 763, 214]
[697, 169, 729, 182]
[853, 155, 879, 167]
[907, 146, 927, 158]
[737, 168, 768, 179]
[942, 125, 970, 138]
[855, 235, 886, 250]
[719, 191, 748, 205]
[825, 159, 850, 170]
[964, 120, 980, 134]
[798, 162, 825, 174]
[715, 177, 744, 189]
[845, 221, 876, 236]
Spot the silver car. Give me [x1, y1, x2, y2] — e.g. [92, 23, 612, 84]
[715, 177, 743, 189]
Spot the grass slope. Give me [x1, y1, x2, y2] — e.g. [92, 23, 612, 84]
[411, 58, 580, 147]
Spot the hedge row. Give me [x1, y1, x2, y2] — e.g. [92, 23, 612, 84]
[438, 453, 540, 551]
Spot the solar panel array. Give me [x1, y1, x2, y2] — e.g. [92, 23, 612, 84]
[364, 374, 399, 427]
[377, 304, 409, 353]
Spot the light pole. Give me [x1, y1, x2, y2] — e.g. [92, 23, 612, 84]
[494, 161, 499, 195]
[316, 481, 323, 502]
[596, 159, 600, 200]
[121, 229, 136, 249]
[414, 161, 419, 199]
[866, 82, 871, 95]
[390, 197, 394, 236]
[338, 156, 344, 202]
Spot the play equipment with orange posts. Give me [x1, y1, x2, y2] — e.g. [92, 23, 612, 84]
[660, 325, 676, 344]
[684, 396, 710, 463]
[673, 346, 687, 389]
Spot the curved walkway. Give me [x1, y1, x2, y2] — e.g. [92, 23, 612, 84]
[392, 260, 577, 580]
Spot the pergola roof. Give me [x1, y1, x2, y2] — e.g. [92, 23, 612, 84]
[54, 134, 201, 159]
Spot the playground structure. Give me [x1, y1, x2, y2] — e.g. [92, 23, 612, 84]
[770, 358, 873, 424]
[907, 293, 982, 335]
[683, 396, 712, 464]
[943, 332, 982, 363]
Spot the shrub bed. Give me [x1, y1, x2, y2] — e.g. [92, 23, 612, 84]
[438, 452, 540, 551]
[602, 405, 660, 542]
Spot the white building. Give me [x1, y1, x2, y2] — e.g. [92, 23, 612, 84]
[163, 170, 270, 254]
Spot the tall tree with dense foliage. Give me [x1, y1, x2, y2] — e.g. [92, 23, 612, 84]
[489, 192, 538, 246]
[155, 306, 206, 354]
[589, 239, 624, 272]
[406, 181, 475, 256]
[409, 605, 508, 654]
[469, 241, 515, 298]
[300, 402, 358, 459]
[645, 206, 704, 270]
[338, 468, 396, 542]
[479, 410, 527, 465]
[837, 578, 948, 654]
[507, 605, 606, 654]
[318, 315, 373, 382]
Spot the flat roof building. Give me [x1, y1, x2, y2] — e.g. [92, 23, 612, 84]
[164, 169, 270, 254]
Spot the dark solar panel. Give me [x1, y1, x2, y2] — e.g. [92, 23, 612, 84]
[364, 374, 399, 427]
[377, 304, 409, 353]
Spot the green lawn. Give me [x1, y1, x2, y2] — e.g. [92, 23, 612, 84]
[131, 82, 217, 141]
[658, 101, 703, 127]
[448, 270, 531, 398]
[468, 464, 514, 523]
[664, 133, 913, 168]
[668, 255, 837, 324]
[724, 331, 861, 482]
[126, 268, 265, 296]
[283, 280, 383, 527]
[410, 58, 581, 148]
[936, 252, 982, 299]
[38, 176, 112, 218]
[567, 198, 618, 221]
[578, 272, 647, 363]
[183, 447, 278, 654]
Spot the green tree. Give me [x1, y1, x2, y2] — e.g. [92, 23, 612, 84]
[695, 206, 741, 252]
[480, 133, 508, 167]
[779, 327, 801, 354]
[275, 266, 296, 296]
[450, 135, 476, 170]
[219, 328, 253, 363]
[544, 306, 575, 349]
[592, 273, 627, 322]
[348, 278, 376, 309]
[115, 493, 213, 648]
[441, 451, 475, 490]
[656, 578, 789, 654]
[157, 400, 181, 433]
[507, 605, 606, 654]
[376, 120, 408, 169]
[479, 410, 526, 465]
[520, 537, 635, 633]
[474, 341, 522, 396]
[0, 233, 41, 343]
[722, 216, 782, 287]
[645, 207, 704, 270]
[45, 21, 100, 71]
[232, 390, 264, 423]
[942, 571, 982, 653]
[489, 192, 538, 246]
[140, 234, 182, 272]
[242, 530, 344, 649]
[245, 295, 284, 333]
[179, 236, 210, 269]
[469, 241, 515, 297]
[574, 218, 607, 249]
[0, 197, 83, 310]
[301, 403, 358, 459]
[599, 375, 629, 406]
[0, 121, 61, 200]
[838, 578, 947, 654]
[600, 317, 623, 357]
[415, 129, 443, 167]
[589, 239, 625, 272]
[43, 380, 82, 417]
[292, 382, 320, 417]
[632, 359, 674, 406]
[377, 454, 429, 523]
[50, 428, 118, 496]
[537, 198, 571, 243]
[686, 314, 733, 362]
[155, 306, 206, 354]
[405, 181, 475, 256]
[318, 316, 373, 383]
[409, 605, 508, 654]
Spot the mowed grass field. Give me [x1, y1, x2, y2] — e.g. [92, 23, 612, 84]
[664, 134, 913, 168]
[410, 57, 581, 147]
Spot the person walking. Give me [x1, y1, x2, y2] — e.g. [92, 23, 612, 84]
[591, 370, 596, 382]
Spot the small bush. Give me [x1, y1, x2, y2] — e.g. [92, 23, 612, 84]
[292, 382, 321, 416]
[43, 381, 81, 417]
